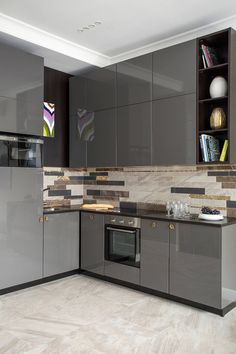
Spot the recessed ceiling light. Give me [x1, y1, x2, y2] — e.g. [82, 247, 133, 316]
[77, 21, 102, 33]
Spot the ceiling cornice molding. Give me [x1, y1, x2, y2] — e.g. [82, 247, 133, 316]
[0, 12, 236, 70]
[109, 14, 236, 64]
[0, 12, 110, 67]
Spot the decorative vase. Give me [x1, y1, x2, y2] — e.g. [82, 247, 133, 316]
[210, 107, 226, 130]
[209, 76, 227, 98]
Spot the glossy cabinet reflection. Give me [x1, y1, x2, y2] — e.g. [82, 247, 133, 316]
[153, 40, 196, 99]
[141, 219, 169, 292]
[86, 65, 116, 111]
[69, 113, 87, 168]
[0, 167, 43, 289]
[0, 42, 43, 136]
[169, 223, 221, 308]
[87, 108, 116, 167]
[152, 94, 196, 165]
[43, 212, 80, 277]
[117, 102, 151, 166]
[81, 212, 104, 275]
[117, 54, 152, 106]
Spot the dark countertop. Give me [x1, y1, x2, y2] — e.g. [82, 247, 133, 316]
[43, 205, 236, 227]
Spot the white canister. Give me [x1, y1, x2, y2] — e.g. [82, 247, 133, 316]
[209, 76, 227, 98]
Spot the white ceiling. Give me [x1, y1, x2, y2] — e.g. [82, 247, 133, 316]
[0, 0, 236, 74]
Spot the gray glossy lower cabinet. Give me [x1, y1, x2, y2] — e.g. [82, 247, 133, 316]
[43, 212, 80, 277]
[152, 94, 196, 165]
[0, 167, 43, 289]
[169, 222, 221, 308]
[81, 212, 104, 275]
[117, 102, 151, 166]
[141, 219, 169, 292]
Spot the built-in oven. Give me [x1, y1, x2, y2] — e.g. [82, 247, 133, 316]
[0, 134, 43, 168]
[105, 215, 141, 268]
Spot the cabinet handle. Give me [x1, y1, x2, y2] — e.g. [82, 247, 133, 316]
[169, 223, 175, 230]
[44, 216, 49, 222]
[89, 214, 94, 220]
[151, 222, 157, 228]
[39, 216, 44, 223]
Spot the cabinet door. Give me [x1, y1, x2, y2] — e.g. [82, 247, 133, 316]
[44, 212, 80, 277]
[117, 54, 152, 106]
[69, 113, 87, 168]
[86, 65, 116, 111]
[153, 40, 196, 100]
[0, 167, 43, 289]
[141, 219, 169, 292]
[152, 94, 196, 165]
[87, 108, 116, 167]
[81, 212, 104, 275]
[69, 76, 87, 117]
[169, 223, 221, 308]
[0, 43, 43, 136]
[117, 102, 151, 166]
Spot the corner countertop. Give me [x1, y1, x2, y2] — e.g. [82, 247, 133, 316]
[43, 205, 236, 227]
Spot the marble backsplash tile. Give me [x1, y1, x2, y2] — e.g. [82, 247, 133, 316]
[43, 165, 236, 216]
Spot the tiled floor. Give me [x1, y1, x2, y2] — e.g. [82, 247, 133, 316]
[0, 275, 236, 354]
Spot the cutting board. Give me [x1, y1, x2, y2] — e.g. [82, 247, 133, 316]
[81, 203, 114, 210]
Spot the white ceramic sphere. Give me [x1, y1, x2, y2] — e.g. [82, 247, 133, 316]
[209, 76, 227, 98]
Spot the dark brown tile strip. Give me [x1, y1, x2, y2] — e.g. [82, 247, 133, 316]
[44, 171, 64, 176]
[227, 208, 236, 218]
[64, 195, 83, 199]
[89, 172, 108, 176]
[87, 190, 129, 197]
[171, 187, 205, 194]
[222, 182, 236, 189]
[97, 181, 125, 186]
[226, 201, 236, 208]
[83, 198, 97, 204]
[69, 176, 96, 180]
[208, 171, 229, 176]
[120, 201, 137, 210]
[48, 190, 71, 197]
[48, 185, 67, 190]
[216, 177, 236, 182]
[91, 196, 120, 201]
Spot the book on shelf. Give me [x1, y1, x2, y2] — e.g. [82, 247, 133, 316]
[200, 134, 220, 162]
[201, 44, 219, 68]
[220, 139, 228, 161]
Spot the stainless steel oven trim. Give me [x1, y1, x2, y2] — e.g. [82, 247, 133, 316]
[106, 226, 136, 234]
[0, 135, 43, 144]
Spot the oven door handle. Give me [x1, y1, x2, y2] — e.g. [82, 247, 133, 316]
[106, 227, 136, 234]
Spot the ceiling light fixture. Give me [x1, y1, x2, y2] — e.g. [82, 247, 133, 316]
[77, 21, 102, 33]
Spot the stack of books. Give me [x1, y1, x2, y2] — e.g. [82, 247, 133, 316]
[201, 44, 219, 68]
[200, 134, 228, 162]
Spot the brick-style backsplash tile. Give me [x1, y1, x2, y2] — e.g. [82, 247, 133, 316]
[171, 187, 205, 194]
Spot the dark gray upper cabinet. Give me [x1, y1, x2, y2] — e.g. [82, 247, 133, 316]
[0, 42, 43, 136]
[152, 94, 196, 165]
[69, 76, 87, 117]
[87, 108, 116, 167]
[43, 212, 80, 277]
[141, 219, 169, 292]
[117, 54, 152, 106]
[117, 102, 151, 166]
[69, 113, 87, 168]
[81, 212, 104, 275]
[153, 40, 196, 100]
[169, 222, 221, 308]
[86, 65, 116, 111]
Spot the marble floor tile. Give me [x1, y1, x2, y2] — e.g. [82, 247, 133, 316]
[0, 275, 236, 354]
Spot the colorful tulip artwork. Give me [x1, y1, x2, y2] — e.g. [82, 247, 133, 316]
[43, 102, 55, 137]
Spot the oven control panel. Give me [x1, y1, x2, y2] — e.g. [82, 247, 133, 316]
[104, 215, 141, 228]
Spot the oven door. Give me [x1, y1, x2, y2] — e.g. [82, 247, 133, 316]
[105, 225, 140, 268]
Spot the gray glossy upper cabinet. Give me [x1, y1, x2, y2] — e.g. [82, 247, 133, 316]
[43, 212, 80, 277]
[87, 108, 116, 167]
[117, 54, 152, 106]
[0, 167, 43, 290]
[0, 42, 43, 136]
[69, 112, 87, 168]
[141, 219, 169, 292]
[117, 102, 151, 166]
[86, 65, 116, 111]
[169, 222, 221, 308]
[81, 212, 104, 275]
[153, 40, 196, 99]
[69, 76, 87, 117]
[152, 94, 196, 165]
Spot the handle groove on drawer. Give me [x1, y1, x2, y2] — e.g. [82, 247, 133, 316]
[89, 214, 94, 220]
[169, 223, 175, 230]
[151, 221, 157, 228]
